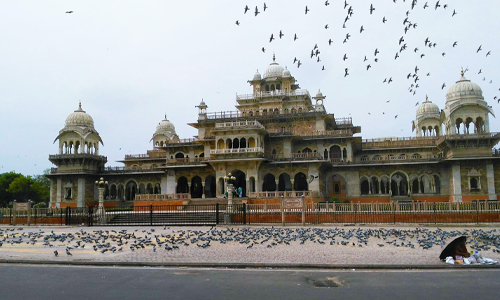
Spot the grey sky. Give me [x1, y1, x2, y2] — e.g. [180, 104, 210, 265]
[1, 0, 499, 175]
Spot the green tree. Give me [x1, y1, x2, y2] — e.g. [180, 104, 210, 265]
[0, 172, 23, 207]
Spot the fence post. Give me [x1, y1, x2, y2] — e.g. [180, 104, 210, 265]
[89, 206, 93, 227]
[12, 200, 16, 226]
[150, 205, 153, 226]
[243, 203, 247, 225]
[434, 202, 437, 224]
[354, 202, 357, 224]
[216, 203, 220, 225]
[9, 207, 12, 225]
[27, 201, 32, 226]
[60, 208, 63, 225]
[393, 201, 396, 225]
[476, 200, 479, 224]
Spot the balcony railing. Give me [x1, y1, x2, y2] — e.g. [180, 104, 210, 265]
[268, 128, 352, 137]
[101, 166, 164, 173]
[335, 117, 353, 126]
[236, 89, 311, 101]
[210, 147, 264, 155]
[135, 193, 191, 201]
[270, 152, 324, 161]
[215, 120, 265, 130]
[353, 154, 440, 164]
[248, 191, 319, 198]
[166, 157, 208, 165]
[363, 136, 438, 149]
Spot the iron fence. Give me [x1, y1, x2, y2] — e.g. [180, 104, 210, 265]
[1, 201, 499, 226]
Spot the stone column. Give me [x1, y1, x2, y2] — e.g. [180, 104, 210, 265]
[245, 179, 250, 196]
[346, 143, 353, 162]
[486, 163, 496, 200]
[451, 163, 462, 202]
[77, 178, 85, 208]
[275, 180, 279, 191]
[201, 182, 205, 199]
[56, 178, 62, 208]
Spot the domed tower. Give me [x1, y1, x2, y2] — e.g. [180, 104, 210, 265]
[151, 115, 179, 147]
[48, 103, 107, 208]
[443, 71, 495, 135]
[412, 96, 442, 137]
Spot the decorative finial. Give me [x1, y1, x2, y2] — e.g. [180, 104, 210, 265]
[273, 53, 276, 62]
[426, 94, 428, 102]
[164, 114, 167, 120]
[79, 101, 82, 109]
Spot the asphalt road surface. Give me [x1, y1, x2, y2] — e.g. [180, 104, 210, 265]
[2, 265, 499, 300]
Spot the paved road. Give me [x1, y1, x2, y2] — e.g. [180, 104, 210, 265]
[2, 265, 499, 300]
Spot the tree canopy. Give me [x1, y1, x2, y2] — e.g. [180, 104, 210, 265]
[0, 170, 50, 207]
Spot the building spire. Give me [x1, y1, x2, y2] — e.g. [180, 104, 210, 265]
[272, 53, 276, 62]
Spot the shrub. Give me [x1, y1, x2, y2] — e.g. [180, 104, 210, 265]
[33, 202, 47, 208]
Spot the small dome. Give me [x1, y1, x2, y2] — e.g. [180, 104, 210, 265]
[282, 67, 291, 77]
[253, 70, 262, 81]
[154, 115, 176, 139]
[263, 55, 284, 79]
[315, 90, 324, 99]
[65, 103, 94, 127]
[417, 99, 440, 117]
[446, 73, 483, 101]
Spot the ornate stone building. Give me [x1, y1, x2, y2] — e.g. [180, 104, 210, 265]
[47, 59, 500, 208]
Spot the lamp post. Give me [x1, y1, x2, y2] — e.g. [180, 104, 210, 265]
[95, 177, 108, 218]
[223, 173, 236, 205]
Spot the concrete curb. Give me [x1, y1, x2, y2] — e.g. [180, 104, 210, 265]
[1, 259, 500, 270]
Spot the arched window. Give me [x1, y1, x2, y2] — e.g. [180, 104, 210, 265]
[360, 178, 369, 195]
[240, 138, 246, 149]
[175, 152, 185, 159]
[276, 83, 281, 90]
[233, 138, 240, 149]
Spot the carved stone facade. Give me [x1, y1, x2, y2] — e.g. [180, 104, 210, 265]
[47, 60, 500, 207]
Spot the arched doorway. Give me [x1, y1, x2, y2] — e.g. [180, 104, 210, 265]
[231, 170, 246, 197]
[294, 173, 308, 191]
[191, 176, 203, 198]
[154, 183, 161, 194]
[262, 173, 276, 191]
[327, 175, 346, 197]
[278, 173, 292, 191]
[205, 175, 216, 198]
[110, 184, 117, 199]
[117, 184, 125, 200]
[125, 181, 137, 201]
[175, 152, 185, 159]
[390, 172, 408, 196]
[176, 177, 189, 194]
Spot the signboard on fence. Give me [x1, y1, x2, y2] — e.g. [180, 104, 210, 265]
[281, 197, 305, 226]
[15, 202, 29, 211]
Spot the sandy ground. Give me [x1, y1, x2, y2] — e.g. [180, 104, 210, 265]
[0, 225, 499, 266]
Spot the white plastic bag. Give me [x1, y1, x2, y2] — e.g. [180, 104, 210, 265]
[445, 256, 455, 265]
[463, 257, 471, 265]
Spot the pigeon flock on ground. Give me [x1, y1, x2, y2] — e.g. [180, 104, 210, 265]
[235, 1, 499, 117]
[1, 227, 499, 257]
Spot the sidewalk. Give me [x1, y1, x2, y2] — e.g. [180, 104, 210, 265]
[1, 225, 499, 269]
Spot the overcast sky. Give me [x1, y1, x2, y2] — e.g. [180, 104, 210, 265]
[1, 0, 499, 176]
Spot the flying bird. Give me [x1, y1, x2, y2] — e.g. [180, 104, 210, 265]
[244, 5, 249, 14]
[235, 20, 240, 26]
[254, 6, 260, 16]
[263, 3, 268, 11]
[65, 11, 73, 14]
[370, 4, 375, 14]
[477, 45, 482, 53]
[305, 6, 309, 14]
[269, 34, 274, 42]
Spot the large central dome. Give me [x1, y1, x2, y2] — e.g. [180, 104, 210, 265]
[263, 56, 284, 79]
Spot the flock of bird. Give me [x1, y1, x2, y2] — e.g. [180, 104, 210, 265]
[235, 1, 499, 116]
[1, 227, 500, 257]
